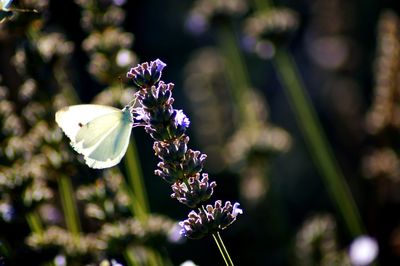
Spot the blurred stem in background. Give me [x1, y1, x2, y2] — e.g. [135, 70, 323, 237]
[25, 211, 43, 235]
[249, 0, 364, 237]
[217, 11, 291, 238]
[272, 49, 364, 237]
[217, 21, 257, 127]
[58, 174, 81, 236]
[125, 141, 150, 219]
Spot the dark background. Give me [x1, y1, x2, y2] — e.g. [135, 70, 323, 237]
[2, 0, 400, 265]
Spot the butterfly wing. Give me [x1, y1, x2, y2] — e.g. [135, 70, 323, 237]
[55, 105, 133, 169]
[1, 0, 13, 11]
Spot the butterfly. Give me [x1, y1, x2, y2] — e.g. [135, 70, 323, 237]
[55, 104, 134, 169]
[0, 0, 38, 23]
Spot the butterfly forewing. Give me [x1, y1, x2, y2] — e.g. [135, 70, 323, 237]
[56, 105, 122, 141]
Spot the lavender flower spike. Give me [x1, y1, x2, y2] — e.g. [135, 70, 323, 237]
[126, 59, 242, 240]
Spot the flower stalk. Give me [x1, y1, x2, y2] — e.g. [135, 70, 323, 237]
[213, 231, 235, 266]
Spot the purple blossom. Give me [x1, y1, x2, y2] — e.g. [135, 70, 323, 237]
[112, 0, 126, 6]
[174, 110, 190, 128]
[131, 107, 149, 124]
[0, 202, 14, 222]
[155, 58, 167, 73]
[232, 203, 243, 217]
[185, 14, 208, 35]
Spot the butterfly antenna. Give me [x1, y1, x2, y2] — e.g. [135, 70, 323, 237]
[127, 95, 137, 109]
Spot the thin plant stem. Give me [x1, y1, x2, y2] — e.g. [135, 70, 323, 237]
[217, 231, 235, 265]
[272, 49, 364, 236]
[212, 232, 235, 266]
[58, 174, 81, 236]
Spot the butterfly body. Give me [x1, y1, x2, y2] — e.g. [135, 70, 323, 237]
[55, 104, 133, 169]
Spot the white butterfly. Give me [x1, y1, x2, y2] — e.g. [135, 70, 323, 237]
[55, 104, 133, 169]
[0, 0, 38, 23]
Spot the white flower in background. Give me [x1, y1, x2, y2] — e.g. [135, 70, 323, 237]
[349, 235, 378, 266]
[54, 254, 66, 266]
[116, 49, 136, 67]
[180, 260, 198, 266]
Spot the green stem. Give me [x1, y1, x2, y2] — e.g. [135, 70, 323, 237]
[218, 21, 259, 127]
[120, 179, 147, 221]
[212, 232, 235, 266]
[272, 49, 364, 236]
[123, 248, 140, 266]
[254, 0, 273, 10]
[146, 248, 161, 266]
[58, 175, 81, 235]
[124, 141, 150, 217]
[25, 211, 43, 234]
